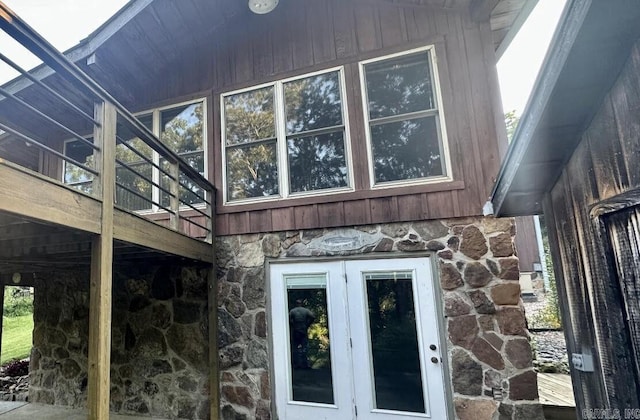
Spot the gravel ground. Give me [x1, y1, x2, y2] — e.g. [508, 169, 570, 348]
[523, 290, 570, 373]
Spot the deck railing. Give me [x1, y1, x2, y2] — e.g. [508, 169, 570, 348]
[0, 2, 214, 241]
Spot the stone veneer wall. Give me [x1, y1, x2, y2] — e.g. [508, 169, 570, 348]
[216, 217, 544, 420]
[29, 265, 211, 419]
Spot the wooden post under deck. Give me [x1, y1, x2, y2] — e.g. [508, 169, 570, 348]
[207, 189, 219, 419]
[0, 285, 4, 364]
[88, 101, 116, 420]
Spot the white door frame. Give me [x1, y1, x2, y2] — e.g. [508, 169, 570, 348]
[268, 255, 451, 420]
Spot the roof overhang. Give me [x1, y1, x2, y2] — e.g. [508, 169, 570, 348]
[491, 0, 640, 217]
[2, 0, 533, 92]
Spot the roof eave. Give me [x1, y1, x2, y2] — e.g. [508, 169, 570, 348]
[490, 0, 590, 217]
[1, 0, 153, 92]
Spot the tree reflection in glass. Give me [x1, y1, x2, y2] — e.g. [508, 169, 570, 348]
[371, 116, 442, 182]
[159, 103, 205, 207]
[285, 274, 334, 405]
[364, 50, 445, 184]
[115, 113, 153, 210]
[224, 87, 279, 200]
[365, 272, 426, 413]
[284, 71, 347, 193]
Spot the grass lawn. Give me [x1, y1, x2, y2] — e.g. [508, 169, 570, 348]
[1, 314, 33, 364]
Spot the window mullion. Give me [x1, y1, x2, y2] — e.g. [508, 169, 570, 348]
[368, 109, 437, 127]
[275, 80, 289, 198]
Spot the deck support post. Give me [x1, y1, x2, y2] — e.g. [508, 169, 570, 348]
[208, 211, 218, 419]
[88, 101, 117, 420]
[0, 284, 4, 364]
[208, 269, 219, 419]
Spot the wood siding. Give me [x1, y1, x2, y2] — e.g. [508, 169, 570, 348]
[543, 39, 640, 412]
[126, 0, 507, 236]
[514, 216, 539, 272]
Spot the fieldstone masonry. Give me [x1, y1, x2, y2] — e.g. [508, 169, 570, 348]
[216, 216, 544, 420]
[29, 265, 211, 419]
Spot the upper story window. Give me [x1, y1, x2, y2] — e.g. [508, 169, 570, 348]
[63, 99, 206, 211]
[360, 47, 450, 187]
[222, 68, 351, 204]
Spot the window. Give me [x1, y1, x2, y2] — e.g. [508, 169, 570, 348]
[63, 99, 206, 211]
[222, 68, 351, 203]
[360, 47, 449, 187]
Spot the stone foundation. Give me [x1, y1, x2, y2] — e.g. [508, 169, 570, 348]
[29, 265, 210, 419]
[216, 217, 544, 420]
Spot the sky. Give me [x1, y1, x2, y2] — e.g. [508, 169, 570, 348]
[1, 0, 565, 116]
[497, 0, 567, 115]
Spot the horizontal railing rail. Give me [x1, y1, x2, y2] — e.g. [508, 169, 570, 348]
[0, 2, 214, 241]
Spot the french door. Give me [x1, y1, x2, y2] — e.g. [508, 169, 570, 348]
[270, 258, 448, 420]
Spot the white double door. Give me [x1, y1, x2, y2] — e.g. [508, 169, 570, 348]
[270, 258, 448, 420]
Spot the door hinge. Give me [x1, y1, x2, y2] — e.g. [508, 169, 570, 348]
[355, 405, 358, 416]
[350, 338, 353, 348]
[344, 273, 348, 283]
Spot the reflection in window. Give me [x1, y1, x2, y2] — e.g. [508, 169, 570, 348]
[284, 72, 347, 193]
[362, 49, 447, 185]
[63, 100, 206, 212]
[222, 70, 349, 203]
[64, 139, 94, 194]
[285, 274, 334, 405]
[224, 87, 278, 200]
[160, 103, 206, 206]
[365, 271, 426, 413]
[115, 113, 153, 210]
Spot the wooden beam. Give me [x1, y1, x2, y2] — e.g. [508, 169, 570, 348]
[87, 101, 116, 420]
[208, 267, 219, 420]
[0, 160, 101, 234]
[470, 0, 500, 22]
[113, 209, 213, 262]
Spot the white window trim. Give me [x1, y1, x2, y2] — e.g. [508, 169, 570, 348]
[62, 97, 208, 214]
[221, 66, 354, 206]
[359, 45, 453, 189]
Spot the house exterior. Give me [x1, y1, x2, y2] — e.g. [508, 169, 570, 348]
[491, 0, 640, 416]
[0, 0, 544, 419]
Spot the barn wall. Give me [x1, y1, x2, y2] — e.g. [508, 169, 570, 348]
[127, 0, 508, 236]
[543, 38, 640, 412]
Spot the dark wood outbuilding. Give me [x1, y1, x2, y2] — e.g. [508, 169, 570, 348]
[492, 0, 640, 414]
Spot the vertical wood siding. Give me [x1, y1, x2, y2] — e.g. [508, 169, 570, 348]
[544, 39, 640, 412]
[127, 0, 507, 236]
[513, 216, 539, 272]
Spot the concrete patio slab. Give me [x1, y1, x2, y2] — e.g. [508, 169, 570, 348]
[0, 402, 167, 419]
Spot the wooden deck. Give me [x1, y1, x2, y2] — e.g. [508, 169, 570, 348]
[0, 160, 213, 267]
[538, 373, 578, 420]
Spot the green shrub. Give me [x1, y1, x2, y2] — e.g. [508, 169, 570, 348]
[530, 230, 562, 329]
[3, 287, 33, 318]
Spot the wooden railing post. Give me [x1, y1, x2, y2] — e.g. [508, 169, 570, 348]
[169, 161, 180, 231]
[88, 100, 116, 420]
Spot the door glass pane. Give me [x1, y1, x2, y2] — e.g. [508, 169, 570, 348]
[364, 271, 426, 413]
[285, 274, 334, 405]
